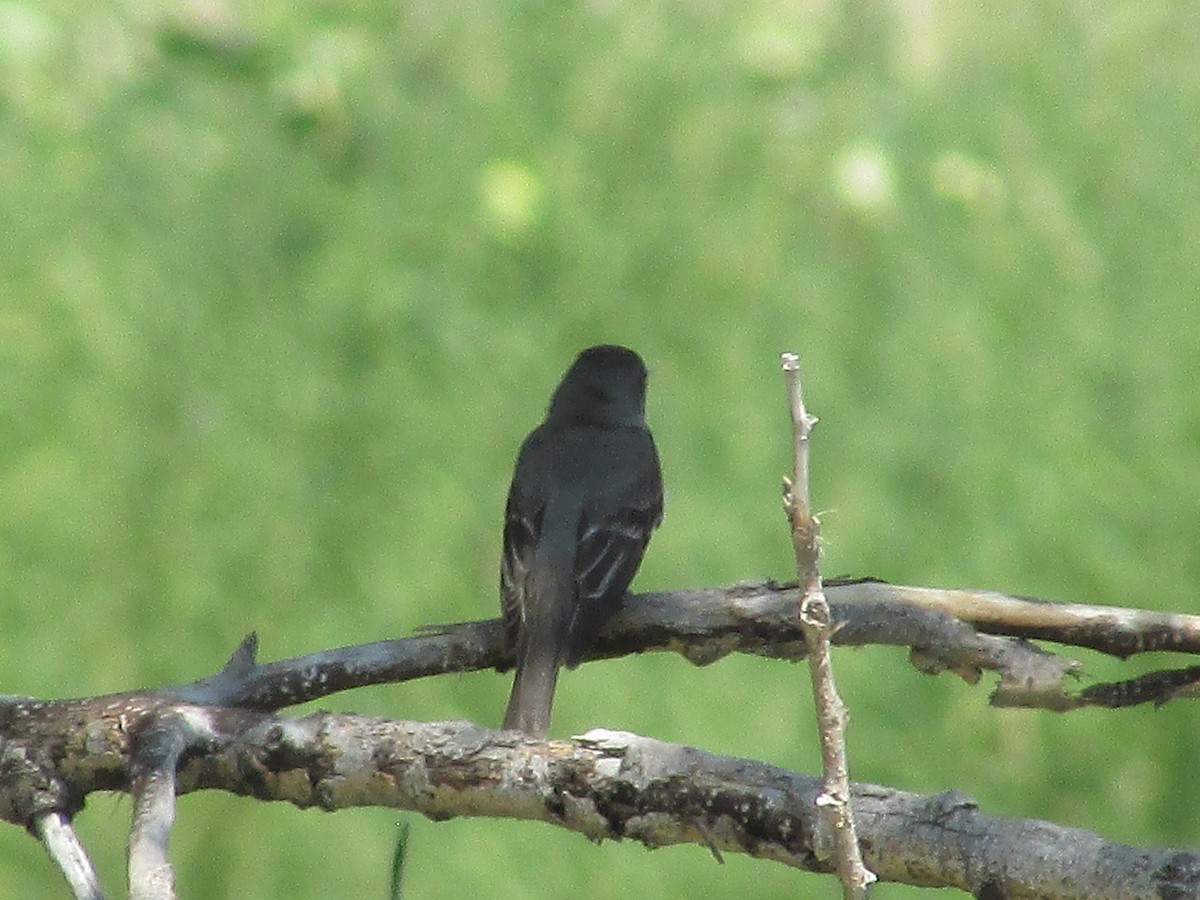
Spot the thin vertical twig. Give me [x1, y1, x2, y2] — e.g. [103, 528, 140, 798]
[780, 352, 875, 898]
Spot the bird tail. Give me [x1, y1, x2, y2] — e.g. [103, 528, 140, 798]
[502, 498, 576, 737]
[502, 636, 560, 737]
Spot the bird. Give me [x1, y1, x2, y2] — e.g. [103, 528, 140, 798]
[500, 345, 663, 736]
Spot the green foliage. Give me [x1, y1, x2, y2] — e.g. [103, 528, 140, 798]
[3, 1, 1199, 896]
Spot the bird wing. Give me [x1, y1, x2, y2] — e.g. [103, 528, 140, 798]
[500, 497, 540, 659]
[564, 465, 663, 667]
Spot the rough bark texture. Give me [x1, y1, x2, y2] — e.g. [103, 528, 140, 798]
[5, 580, 1200, 897]
[8, 706, 1198, 899]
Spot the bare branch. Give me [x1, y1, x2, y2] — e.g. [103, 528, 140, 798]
[14, 713, 1200, 898]
[779, 352, 818, 525]
[4, 580, 1200, 896]
[780, 352, 872, 897]
[6, 582, 1183, 730]
[129, 712, 196, 900]
[863, 582, 1200, 656]
[34, 812, 105, 900]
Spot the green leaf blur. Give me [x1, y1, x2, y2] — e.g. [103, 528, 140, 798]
[2, 1, 1198, 897]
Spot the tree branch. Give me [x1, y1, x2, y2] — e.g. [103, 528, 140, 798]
[0, 580, 1176, 781]
[129, 712, 193, 900]
[8, 707, 1199, 899]
[780, 352, 872, 897]
[72, 580, 1192, 719]
[5, 580, 1200, 896]
[34, 812, 104, 900]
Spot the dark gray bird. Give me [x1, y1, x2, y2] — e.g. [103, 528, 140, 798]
[500, 345, 663, 736]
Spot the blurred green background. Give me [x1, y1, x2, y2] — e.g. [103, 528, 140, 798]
[3, 0, 1199, 896]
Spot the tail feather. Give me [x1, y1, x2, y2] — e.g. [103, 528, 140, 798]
[503, 521, 573, 737]
[502, 637, 560, 736]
